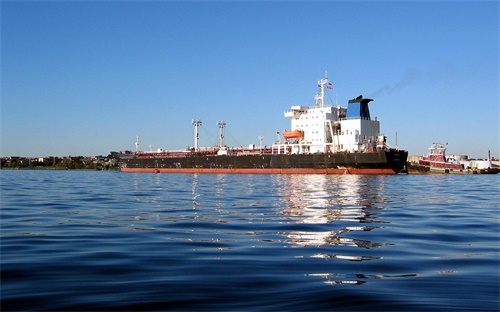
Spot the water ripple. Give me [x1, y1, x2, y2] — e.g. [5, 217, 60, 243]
[1, 171, 498, 311]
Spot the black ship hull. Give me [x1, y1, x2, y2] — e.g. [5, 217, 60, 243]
[120, 149, 408, 174]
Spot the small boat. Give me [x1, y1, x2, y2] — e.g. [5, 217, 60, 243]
[283, 130, 302, 140]
[417, 143, 463, 173]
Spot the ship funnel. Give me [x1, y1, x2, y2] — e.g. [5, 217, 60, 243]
[347, 96, 373, 120]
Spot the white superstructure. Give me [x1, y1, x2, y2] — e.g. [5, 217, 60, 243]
[273, 71, 387, 155]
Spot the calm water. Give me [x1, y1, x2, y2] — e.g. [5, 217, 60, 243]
[1, 170, 498, 311]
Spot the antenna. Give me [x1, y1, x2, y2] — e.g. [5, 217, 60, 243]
[258, 135, 264, 152]
[192, 119, 202, 151]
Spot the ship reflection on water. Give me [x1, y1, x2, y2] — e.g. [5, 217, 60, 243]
[278, 175, 412, 285]
[135, 173, 415, 287]
[279, 174, 385, 244]
[280, 175, 384, 223]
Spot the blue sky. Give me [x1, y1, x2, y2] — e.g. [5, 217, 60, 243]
[2, 1, 498, 158]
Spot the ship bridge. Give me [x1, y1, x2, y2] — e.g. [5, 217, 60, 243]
[272, 74, 386, 155]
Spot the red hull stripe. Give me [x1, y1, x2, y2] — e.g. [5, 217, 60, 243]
[121, 168, 398, 175]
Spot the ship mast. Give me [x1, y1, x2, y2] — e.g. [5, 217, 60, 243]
[217, 121, 226, 148]
[314, 71, 331, 108]
[135, 135, 140, 152]
[192, 119, 202, 151]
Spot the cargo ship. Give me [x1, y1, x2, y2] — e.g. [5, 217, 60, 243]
[119, 72, 408, 174]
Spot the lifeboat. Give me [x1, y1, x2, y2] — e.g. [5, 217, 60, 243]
[283, 130, 302, 140]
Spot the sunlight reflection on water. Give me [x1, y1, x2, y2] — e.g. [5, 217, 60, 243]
[1, 171, 498, 311]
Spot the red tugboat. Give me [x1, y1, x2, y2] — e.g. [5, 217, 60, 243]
[418, 143, 463, 173]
